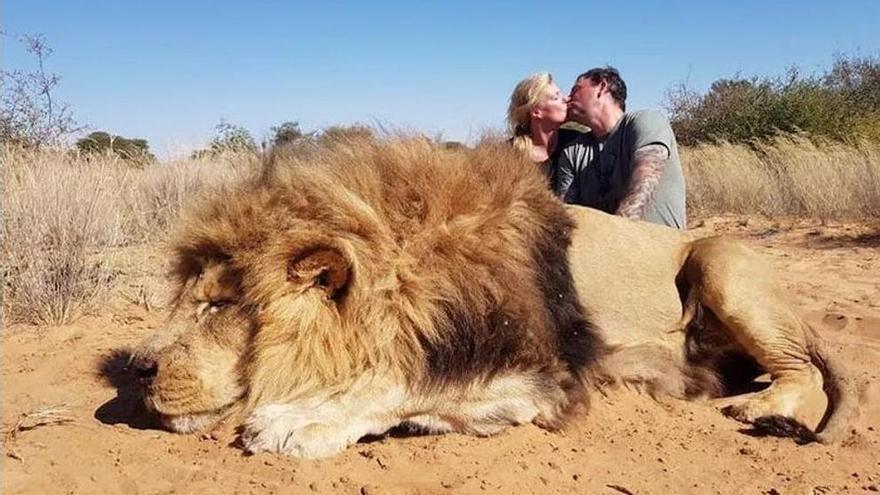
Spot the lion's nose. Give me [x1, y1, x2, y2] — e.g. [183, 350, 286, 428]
[131, 357, 158, 386]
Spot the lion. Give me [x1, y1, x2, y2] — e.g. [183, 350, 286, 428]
[130, 137, 858, 458]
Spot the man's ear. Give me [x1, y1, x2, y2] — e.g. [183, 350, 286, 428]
[597, 79, 608, 98]
[287, 248, 350, 299]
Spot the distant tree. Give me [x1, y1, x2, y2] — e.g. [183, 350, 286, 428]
[0, 32, 82, 147]
[192, 119, 257, 158]
[75, 131, 154, 163]
[270, 121, 312, 147]
[210, 119, 257, 153]
[442, 141, 466, 150]
[317, 124, 374, 145]
[826, 53, 880, 111]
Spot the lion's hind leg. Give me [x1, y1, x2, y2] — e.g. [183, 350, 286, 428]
[686, 237, 828, 439]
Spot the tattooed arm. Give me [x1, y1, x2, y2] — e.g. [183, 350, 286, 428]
[615, 144, 669, 219]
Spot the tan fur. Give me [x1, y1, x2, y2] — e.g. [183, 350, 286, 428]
[130, 138, 860, 458]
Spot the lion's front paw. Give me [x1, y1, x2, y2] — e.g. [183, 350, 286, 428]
[240, 405, 349, 459]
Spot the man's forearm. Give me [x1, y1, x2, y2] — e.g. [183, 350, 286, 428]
[615, 144, 669, 219]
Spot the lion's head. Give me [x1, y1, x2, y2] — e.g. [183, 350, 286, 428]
[130, 178, 377, 432]
[133, 139, 527, 432]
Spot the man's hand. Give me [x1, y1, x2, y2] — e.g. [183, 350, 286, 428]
[615, 144, 669, 219]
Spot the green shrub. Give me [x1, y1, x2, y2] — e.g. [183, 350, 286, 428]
[667, 54, 880, 145]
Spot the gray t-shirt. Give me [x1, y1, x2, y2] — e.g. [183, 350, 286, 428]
[552, 110, 687, 229]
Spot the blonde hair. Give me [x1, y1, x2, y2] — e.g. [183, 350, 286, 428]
[507, 72, 554, 155]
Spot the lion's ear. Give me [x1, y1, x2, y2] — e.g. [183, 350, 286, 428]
[287, 248, 350, 299]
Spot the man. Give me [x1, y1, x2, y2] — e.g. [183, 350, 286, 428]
[553, 67, 687, 229]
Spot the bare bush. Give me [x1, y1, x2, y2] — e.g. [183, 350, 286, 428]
[0, 33, 82, 148]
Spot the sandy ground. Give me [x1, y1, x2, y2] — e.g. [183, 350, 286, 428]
[3, 216, 879, 495]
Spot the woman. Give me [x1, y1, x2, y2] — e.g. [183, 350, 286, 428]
[506, 72, 570, 168]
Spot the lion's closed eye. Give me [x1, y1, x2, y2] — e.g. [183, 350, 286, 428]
[195, 299, 235, 318]
[208, 299, 234, 313]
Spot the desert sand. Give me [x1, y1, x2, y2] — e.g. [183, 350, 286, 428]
[3, 216, 879, 495]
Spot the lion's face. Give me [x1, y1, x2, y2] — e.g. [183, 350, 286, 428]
[131, 235, 356, 434]
[131, 259, 250, 433]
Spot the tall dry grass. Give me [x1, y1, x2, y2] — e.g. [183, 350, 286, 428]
[682, 136, 880, 219]
[2, 146, 260, 325]
[2, 137, 878, 326]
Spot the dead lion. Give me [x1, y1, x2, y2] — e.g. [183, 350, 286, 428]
[130, 138, 858, 458]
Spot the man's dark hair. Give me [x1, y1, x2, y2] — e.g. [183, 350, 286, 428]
[577, 66, 627, 111]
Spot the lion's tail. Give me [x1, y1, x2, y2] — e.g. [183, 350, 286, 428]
[808, 331, 864, 444]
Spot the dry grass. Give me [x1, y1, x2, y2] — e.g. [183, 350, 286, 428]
[682, 136, 880, 219]
[2, 146, 260, 325]
[3, 403, 74, 461]
[3, 148, 121, 325]
[2, 137, 878, 327]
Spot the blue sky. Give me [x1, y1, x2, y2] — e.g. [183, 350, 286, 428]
[4, 0, 879, 157]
